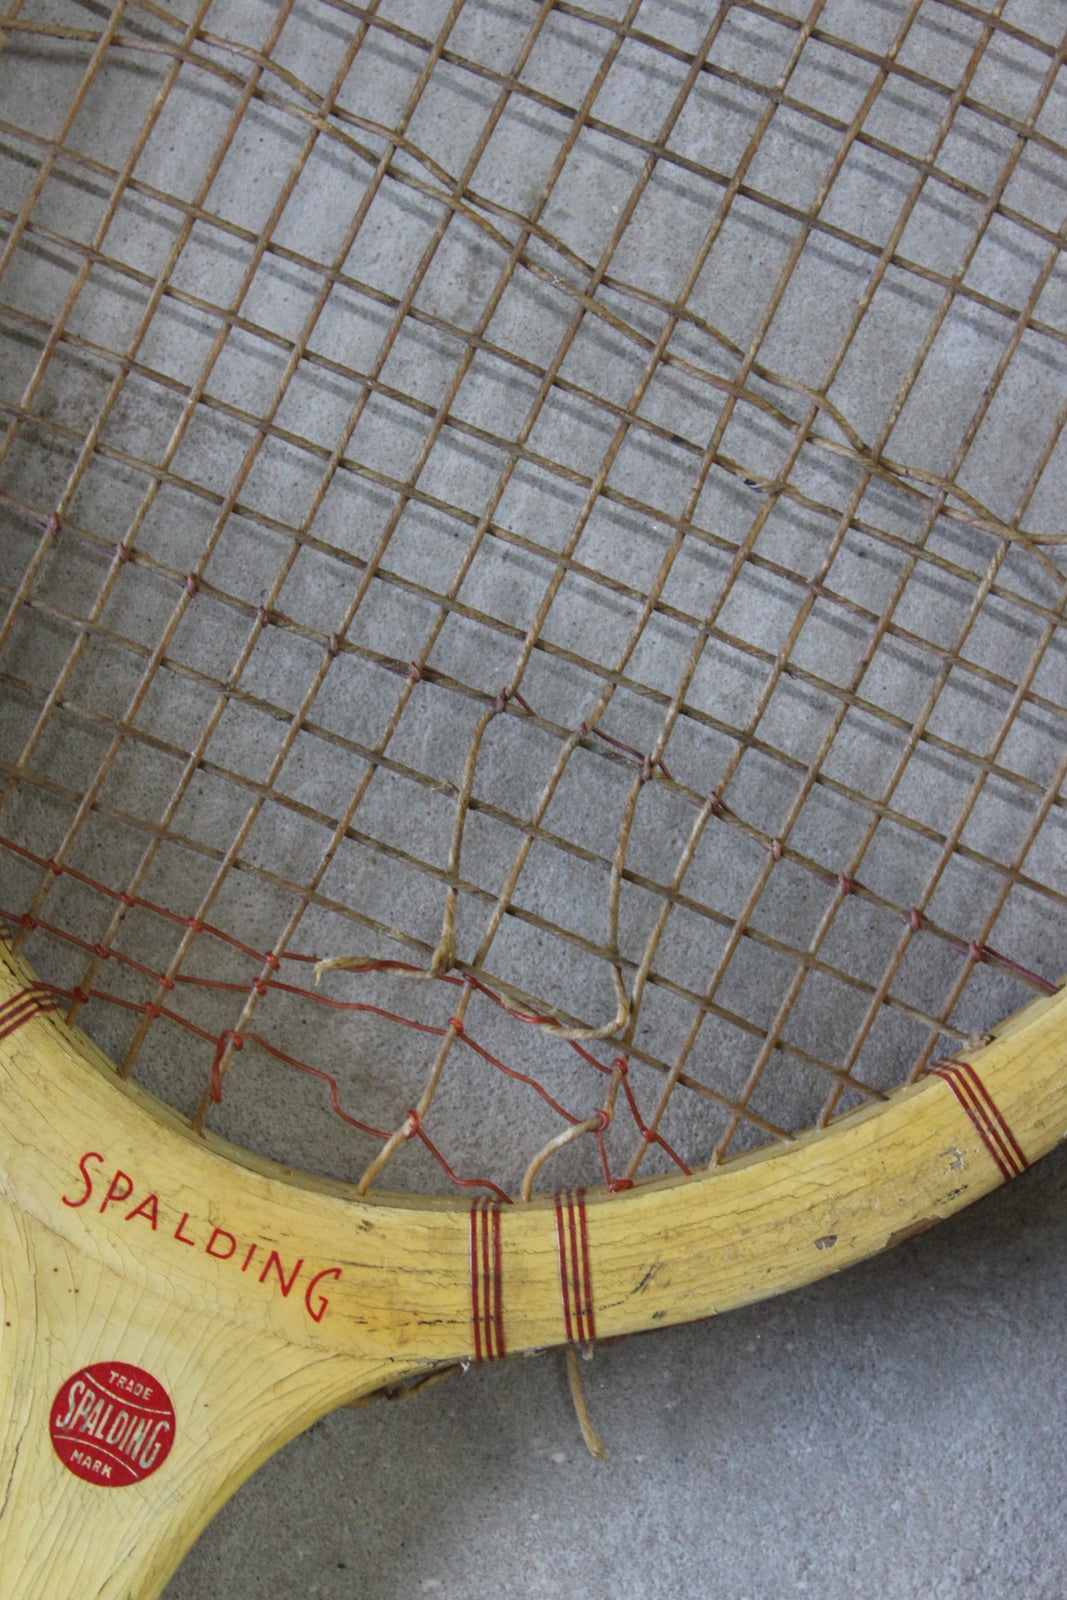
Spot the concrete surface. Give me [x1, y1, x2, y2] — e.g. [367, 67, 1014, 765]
[1, 0, 1066, 1595]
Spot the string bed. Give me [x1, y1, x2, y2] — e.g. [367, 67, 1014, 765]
[1, 0, 1066, 1216]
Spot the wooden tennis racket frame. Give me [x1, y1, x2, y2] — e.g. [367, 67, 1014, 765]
[1, 939, 1065, 1599]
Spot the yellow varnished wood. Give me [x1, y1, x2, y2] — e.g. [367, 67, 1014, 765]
[2, 940, 1066, 1597]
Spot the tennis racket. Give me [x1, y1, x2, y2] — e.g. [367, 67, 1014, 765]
[2, 0, 1066, 1595]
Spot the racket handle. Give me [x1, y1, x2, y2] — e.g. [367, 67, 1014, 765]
[0, 946, 418, 1600]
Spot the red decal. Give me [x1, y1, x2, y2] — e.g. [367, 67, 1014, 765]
[205, 1226, 236, 1259]
[929, 1059, 1028, 1181]
[0, 985, 57, 1039]
[62, 1151, 103, 1209]
[554, 1189, 596, 1346]
[469, 1199, 505, 1361]
[50, 1362, 176, 1488]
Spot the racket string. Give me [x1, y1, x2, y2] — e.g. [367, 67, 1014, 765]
[0, 0, 1065, 1194]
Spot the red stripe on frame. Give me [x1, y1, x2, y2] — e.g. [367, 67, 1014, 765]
[469, 1199, 504, 1361]
[469, 1203, 483, 1363]
[0, 986, 57, 1040]
[931, 1064, 1012, 1180]
[929, 1059, 1028, 1182]
[932, 1060, 1024, 1180]
[554, 1192, 574, 1344]
[947, 1067, 1019, 1179]
[951, 1058, 1028, 1174]
[929, 1063, 1013, 1181]
[555, 1189, 596, 1347]
[490, 1200, 504, 1359]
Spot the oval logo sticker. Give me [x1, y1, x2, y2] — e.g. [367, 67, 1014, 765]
[50, 1361, 176, 1487]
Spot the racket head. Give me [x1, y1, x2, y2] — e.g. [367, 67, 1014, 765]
[2, 2, 1065, 1200]
[2, 0, 1067, 1596]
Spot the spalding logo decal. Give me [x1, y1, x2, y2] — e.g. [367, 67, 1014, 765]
[50, 1361, 176, 1487]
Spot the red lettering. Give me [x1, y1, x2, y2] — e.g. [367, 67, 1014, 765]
[258, 1250, 303, 1298]
[62, 1151, 103, 1209]
[174, 1212, 196, 1246]
[304, 1266, 342, 1324]
[125, 1193, 159, 1229]
[58, 1160, 341, 1326]
[99, 1170, 133, 1214]
[205, 1227, 236, 1260]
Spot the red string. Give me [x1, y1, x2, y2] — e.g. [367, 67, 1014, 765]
[2, 816, 1056, 1196]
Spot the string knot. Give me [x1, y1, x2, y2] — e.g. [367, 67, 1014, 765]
[209, 1030, 245, 1104]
